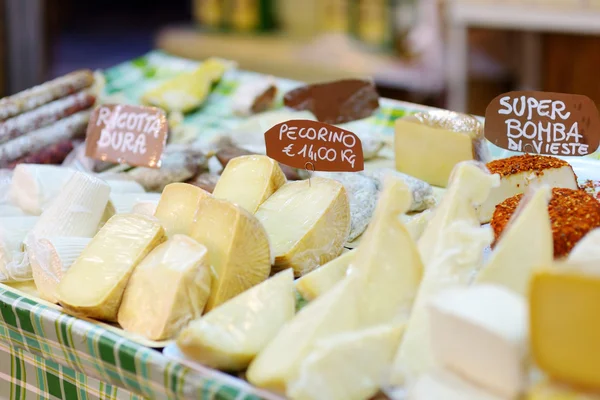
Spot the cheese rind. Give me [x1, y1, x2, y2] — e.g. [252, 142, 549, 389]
[118, 235, 211, 341]
[212, 155, 286, 213]
[476, 186, 553, 294]
[530, 267, 600, 390]
[57, 214, 165, 321]
[154, 183, 211, 237]
[255, 178, 350, 276]
[0, 216, 38, 281]
[288, 324, 405, 400]
[394, 111, 490, 187]
[295, 250, 353, 301]
[191, 197, 271, 311]
[177, 269, 294, 371]
[429, 285, 529, 398]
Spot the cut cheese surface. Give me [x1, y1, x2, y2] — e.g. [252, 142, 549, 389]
[409, 370, 504, 400]
[109, 193, 161, 214]
[177, 269, 295, 371]
[394, 111, 490, 187]
[477, 185, 553, 295]
[347, 176, 423, 326]
[402, 209, 432, 241]
[288, 324, 404, 400]
[57, 214, 165, 321]
[530, 267, 600, 390]
[155, 183, 211, 237]
[29, 236, 91, 303]
[118, 235, 211, 341]
[190, 197, 271, 311]
[255, 177, 350, 276]
[418, 161, 499, 267]
[429, 285, 529, 399]
[131, 200, 158, 217]
[569, 228, 600, 263]
[295, 250, 354, 302]
[212, 155, 286, 213]
[247, 278, 359, 393]
[9, 164, 76, 215]
[0, 216, 38, 281]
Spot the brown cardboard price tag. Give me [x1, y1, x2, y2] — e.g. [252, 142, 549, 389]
[484, 91, 600, 156]
[264, 120, 364, 172]
[85, 104, 168, 168]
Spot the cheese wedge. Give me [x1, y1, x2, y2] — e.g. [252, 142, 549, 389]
[104, 179, 145, 194]
[109, 193, 161, 214]
[9, 164, 76, 215]
[569, 228, 600, 263]
[418, 161, 499, 267]
[391, 220, 493, 385]
[347, 176, 423, 326]
[190, 197, 271, 311]
[402, 209, 432, 241]
[0, 216, 38, 281]
[212, 155, 286, 213]
[476, 186, 553, 294]
[409, 370, 504, 400]
[177, 269, 294, 371]
[394, 111, 490, 187]
[27, 171, 110, 240]
[57, 214, 165, 321]
[527, 379, 600, 400]
[29, 236, 91, 303]
[530, 265, 600, 390]
[295, 250, 354, 301]
[429, 285, 529, 399]
[255, 178, 350, 276]
[155, 183, 211, 237]
[288, 324, 404, 400]
[131, 200, 158, 217]
[247, 278, 359, 393]
[118, 235, 212, 341]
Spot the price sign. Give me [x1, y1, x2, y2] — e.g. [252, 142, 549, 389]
[264, 120, 364, 172]
[85, 104, 168, 168]
[485, 91, 600, 156]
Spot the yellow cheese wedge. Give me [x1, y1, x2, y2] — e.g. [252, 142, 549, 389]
[418, 161, 499, 267]
[57, 214, 165, 321]
[348, 176, 423, 326]
[288, 324, 404, 400]
[476, 185, 553, 294]
[394, 111, 490, 187]
[402, 209, 432, 241]
[212, 155, 286, 213]
[117, 235, 212, 341]
[154, 183, 211, 237]
[295, 250, 354, 302]
[190, 197, 271, 312]
[527, 379, 600, 400]
[177, 269, 294, 371]
[247, 278, 360, 393]
[255, 177, 350, 276]
[530, 266, 600, 391]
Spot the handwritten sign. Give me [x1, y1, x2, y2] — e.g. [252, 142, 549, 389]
[485, 91, 600, 156]
[85, 104, 168, 168]
[264, 120, 364, 172]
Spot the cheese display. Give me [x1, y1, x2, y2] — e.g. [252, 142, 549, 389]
[491, 188, 600, 258]
[530, 265, 600, 390]
[0, 216, 38, 281]
[295, 250, 353, 301]
[255, 178, 350, 276]
[118, 235, 212, 341]
[190, 197, 271, 311]
[288, 324, 404, 400]
[394, 111, 491, 187]
[428, 285, 529, 398]
[8, 164, 75, 215]
[476, 185, 553, 294]
[177, 269, 294, 371]
[478, 154, 579, 223]
[57, 214, 165, 321]
[212, 155, 286, 213]
[29, 236, 91, 303]
[154, 183, 211, 237]
[364, 168, 436, 213]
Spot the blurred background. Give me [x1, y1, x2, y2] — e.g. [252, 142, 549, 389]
[2, 0, 600, 115]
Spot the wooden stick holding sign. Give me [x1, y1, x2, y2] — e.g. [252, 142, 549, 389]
[264, 120, 364, 174]
[484, 91, 600, 157]
[85, 104, 169, 168]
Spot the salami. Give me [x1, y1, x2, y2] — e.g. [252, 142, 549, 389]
[0, 70, 94, 121]
[0, 91, 95, 144]
[6, 139, 74, 168]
